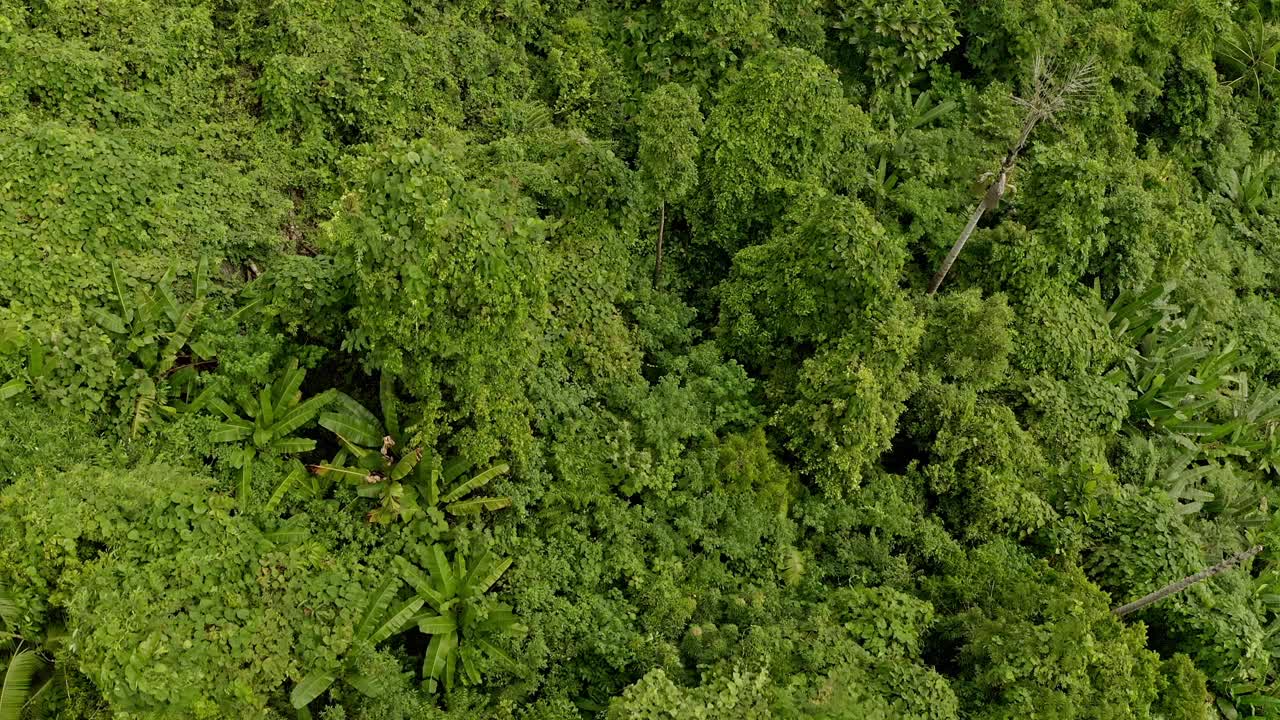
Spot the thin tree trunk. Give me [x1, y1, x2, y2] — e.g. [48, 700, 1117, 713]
[926, 54, 1097, 295]
[927, 202, 986, 295]
[654, 201, 666, 288]
[1113, 545, 1263, 617]
[1010, 115, 1037, 158]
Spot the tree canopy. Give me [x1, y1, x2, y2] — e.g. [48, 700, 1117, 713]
[3, 0, 1280, 718]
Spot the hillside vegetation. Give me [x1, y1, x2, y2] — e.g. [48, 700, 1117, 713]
[3, 1, 1280, 718]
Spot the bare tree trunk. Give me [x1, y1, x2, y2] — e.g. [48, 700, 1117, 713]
[927, 202, 987, 295]
[928, 153, 1016, 296]
[1113, 545, 1263, 617]
[926, 54, 1097, 295]
[654, 201, 666, 288]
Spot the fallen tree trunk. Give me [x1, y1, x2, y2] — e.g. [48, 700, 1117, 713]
[1113, 545, 1263, 617]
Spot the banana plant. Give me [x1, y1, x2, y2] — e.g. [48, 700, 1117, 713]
[394, 546, 525, 693]
[89, 258, 218, 436]
[1105, 288, 1239, 436]
[1217, 152, 1278, 216]
[1104, 283, 1180, 347]
[0, 330, 44, 404]
[1, 585, 61, 720]
[1106, 285, 1280, 472]
[309, 374, 512, 524]
[868, 88, 956, 200]
[208, 358, 336, 513]
[290, 575, 425, 710]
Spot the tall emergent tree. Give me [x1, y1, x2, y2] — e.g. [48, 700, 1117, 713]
[636, 84, 702, 287]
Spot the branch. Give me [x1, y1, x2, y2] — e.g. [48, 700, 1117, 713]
[1112, 545, 1263, 617]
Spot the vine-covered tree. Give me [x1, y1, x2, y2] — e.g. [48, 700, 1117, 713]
[636, 83, 702, 287]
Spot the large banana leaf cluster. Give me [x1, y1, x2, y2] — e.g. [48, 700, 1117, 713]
[90, 260, 216, 436]
[1107, 285, 1243, 436]
[209, 358, 336, 512]
[311, 375, 511, 524]
[290, 575, 426, 710]
[1122, 335, 1237, 435]
[395, 546, 525, 693]
[1217, 151, 1279, 215]
[1108, 285, 1280, 467]
[1108, 287, 1280, 544]
[871, 88, 956, 198]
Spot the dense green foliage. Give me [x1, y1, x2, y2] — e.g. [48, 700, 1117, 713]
[3, 0, 1280, 718]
